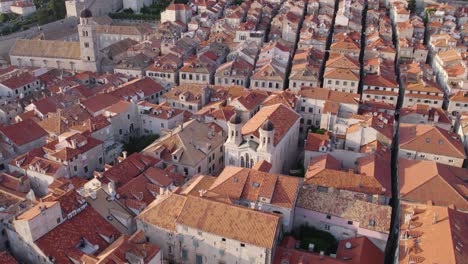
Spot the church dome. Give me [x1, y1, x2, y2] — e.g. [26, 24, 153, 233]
[80, 8, 92, 18]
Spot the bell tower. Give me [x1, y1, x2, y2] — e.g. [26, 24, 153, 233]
[78, 8, 100, 72]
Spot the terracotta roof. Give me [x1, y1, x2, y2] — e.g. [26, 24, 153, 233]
[116, 167, 176, 214]
[0, 72, 38, 89]
[38, 114, 69, 136]
[205, 105, 236, 121]
[274, 236, 347, 264]
[35, 206, 120, 264]
[305, 132, 329, 151]
[400, 104, 451, 125]
[47, 133, 103, 161]
[324, 68, 359, 81]
[10, 39, 81, 60]
[231, 90, 269, 111]
[137, 193, 187, 231]
[298, 87, 360, 105]
[177, 195, 280, 248]
[100, 153, 159, 187]
[450, 91, 468, 103]
[297, 186, 391, 233]
[95, 231, 160, 263]
[17, 201, 58, 221]
[305, 154, 386, 195]
[331, 39, 360, 51]
[336, 236, 384, 264]
[364, 74, 398, 88]
[0, 251, 18, 264]
[252, 160, 272, 172]
[166, 3, 190, 11]
[399, 202, 467, 264]
[143, 120, 225, 167]
[208, 166, 301, 208]
[241, 103, 299, 146]
[398, 159, 468, 210]
[399, 124, 466, 159]
[326, 53, 360, 70]
[0, 119, 47, 146]
[110, 77, 164, 101]
[261, 91, 297, 109]
[81, 94, 120, 114]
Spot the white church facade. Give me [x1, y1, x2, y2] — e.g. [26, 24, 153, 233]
[224, 103, 301, 174]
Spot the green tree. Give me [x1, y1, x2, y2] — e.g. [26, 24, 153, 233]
[1, 26, 11, 35]
[37, 9, 49, 25]
[0, 14, 8, 23]
[408, 0, 416, 14]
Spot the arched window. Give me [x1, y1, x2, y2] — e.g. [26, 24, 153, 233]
[250, 159, 254, 168]
[245, 153, 249, 168]
[240, 157, 245, 167]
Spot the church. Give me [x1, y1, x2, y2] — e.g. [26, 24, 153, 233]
[9, 9, 151, 73]
[10, 9, 101, 72]
[224, 103, 301, 174]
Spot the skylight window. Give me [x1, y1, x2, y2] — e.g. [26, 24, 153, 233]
[252, 182, 260, 188]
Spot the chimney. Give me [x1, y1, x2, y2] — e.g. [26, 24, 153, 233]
[433, 111, 439, 123]
[198, 189, 207, 197]
[70, 139, 77, 149]
[122, 151, 128, 159]
[319, 251, 324, 260]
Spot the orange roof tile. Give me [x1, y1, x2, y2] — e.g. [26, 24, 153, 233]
[177, 195, 280, 248]
[0, 119, 47, 146]
[241, 104, 300, 146]
[209, 166, 301, 208]
[399, 124, 466, 159]
[399, 202, 467, 264]
[35, 206, 120, 264]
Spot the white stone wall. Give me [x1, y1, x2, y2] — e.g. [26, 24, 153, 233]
[179, 72, 212, 85]
[289, 80, 319, 92]
[294, 207, 388, 251]
[10, 55, 97, 73]
[448, 100, 468, 116]
[147, 71, 178, 86]
[114, 68, 144, 78]
[402, 95, 444, 108]
[0, 78, 41, 99]
[10, 5, 36, 16]
[398, 149, 464, 167]
[175, 224, 273, 264]
[250, 79, 285, 92]
[324, 78, 359, 93]
[13, 202, 62, 242]
[137, 219, 275, 264]
[304, 149, 369, 169]
[141, 112, 184, 136]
